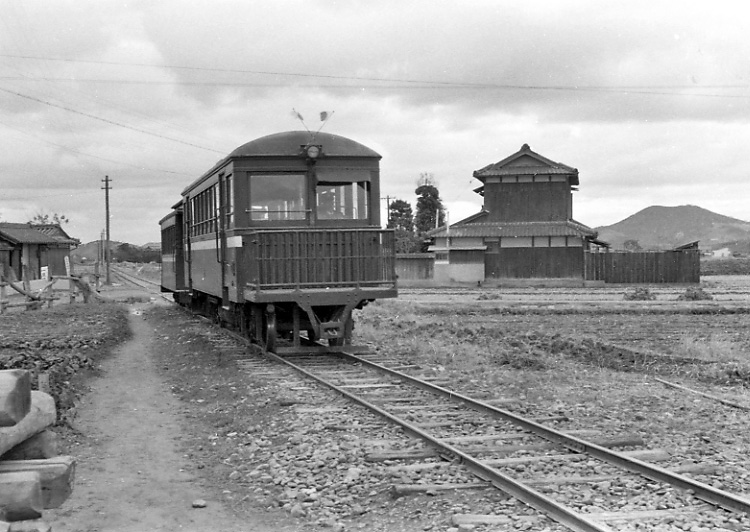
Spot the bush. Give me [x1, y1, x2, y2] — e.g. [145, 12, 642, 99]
[623, 287, 656, 301]
[677, 287, 714, 301]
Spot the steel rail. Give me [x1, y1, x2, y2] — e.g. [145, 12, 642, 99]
[266, 351, 616, 532]
[111, 266, 161, 290]
[342, 351, 750, 515]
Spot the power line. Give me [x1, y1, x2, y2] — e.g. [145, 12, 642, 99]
[2, 191, 98, 201]
[0, 86, 226, 154]
[1, 54, 749, 98]
[1, 75, 749, 96]
[0, 54, 476, 86]
[0, 117, 194, 176]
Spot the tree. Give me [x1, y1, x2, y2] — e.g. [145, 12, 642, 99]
[28, 212, 69, 225]
[623, 239, 642, 252]
[114, 243, 161, 263]
[387, 199, 422, 253]
[387, 199, 414, 233]
[414, 173, 445, 235]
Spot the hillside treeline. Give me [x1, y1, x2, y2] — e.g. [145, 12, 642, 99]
[114, 243, 161, 263]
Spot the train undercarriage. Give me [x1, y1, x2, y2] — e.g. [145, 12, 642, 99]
[175, 289, 367, 354]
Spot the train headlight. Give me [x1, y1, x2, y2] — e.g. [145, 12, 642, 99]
[306, 145, 321, 159]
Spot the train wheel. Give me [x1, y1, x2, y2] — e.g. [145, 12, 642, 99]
[263, 306, 277, 352]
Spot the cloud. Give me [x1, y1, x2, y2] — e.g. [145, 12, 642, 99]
[1, 0, 749, 245]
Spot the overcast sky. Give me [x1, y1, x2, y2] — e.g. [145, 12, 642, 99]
[1, 0, 748, 245]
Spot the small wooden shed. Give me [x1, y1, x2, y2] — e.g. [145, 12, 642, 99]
[0, 223, 78, 281]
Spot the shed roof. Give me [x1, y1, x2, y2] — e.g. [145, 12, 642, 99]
[673, 241, 699, 251]
[473, 143, 579, 186]
[430, 220, 597, 239]
[0, 223, 77, 245]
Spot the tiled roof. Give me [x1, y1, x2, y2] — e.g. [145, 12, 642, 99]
[0, 223, 77, 245]
[474, 143, 579, 185]
[33, 224, 73, 239]
[475, 165, 575, 176]
[430, 220, 597, 239]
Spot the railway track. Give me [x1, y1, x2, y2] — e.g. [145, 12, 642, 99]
[110, 266, 163, 293]
[233, 345, 750, 531]
[105, 276, 750, 529]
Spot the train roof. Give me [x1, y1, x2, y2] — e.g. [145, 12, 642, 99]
[181, 131, 380, 196]
[229, 131, 381, 159]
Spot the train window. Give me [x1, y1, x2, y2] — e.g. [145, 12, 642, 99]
[316, 181, 369, 220]
[250, 174, 307, 221]
[225, 174, 234, 227]
[188, 185, 219, 235]
[161, 225, 176, 254]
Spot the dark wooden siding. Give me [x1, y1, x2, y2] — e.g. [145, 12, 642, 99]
[485, 247, 584, 278]
[484, 182, 571, 222]
[245, 228, 396, 289]
[584, 251, 700, 283]
[449, 249, 485, 264]
[395, 253, 433, 280]
[46, 247, 70, 276]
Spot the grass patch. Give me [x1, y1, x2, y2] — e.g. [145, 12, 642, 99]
[677, 287, 713, 301]
[623, 287, 656, 301]
[675, 335, 744, 362]
[356, 297, 750, 394]
[357, 300, 659, 412]
[357, 300, 548, 373]
[672, 335, 750, 385]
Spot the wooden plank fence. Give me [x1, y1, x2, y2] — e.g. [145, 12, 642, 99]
[584, 250, 700, 284]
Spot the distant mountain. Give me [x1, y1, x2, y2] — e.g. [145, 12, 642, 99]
[594, 205, 750, 252]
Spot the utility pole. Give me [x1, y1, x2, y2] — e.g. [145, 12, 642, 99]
[381, 195, 391, 228]
[96, 231, 103, 290]
[102, 176, 112, 285]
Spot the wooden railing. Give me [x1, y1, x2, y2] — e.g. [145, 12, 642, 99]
[246, 229, 397, 290]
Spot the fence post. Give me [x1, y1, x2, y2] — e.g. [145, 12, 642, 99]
[22, 264, 31, 295]
[21, 265, 39, 310]
[0, 271, 6, 314]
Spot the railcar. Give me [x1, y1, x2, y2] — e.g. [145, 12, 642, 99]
[160, 131, 397, 352]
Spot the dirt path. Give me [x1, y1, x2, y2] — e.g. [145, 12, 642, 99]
[47, 301, 271, 531]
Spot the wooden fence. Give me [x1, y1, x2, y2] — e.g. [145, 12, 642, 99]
[395, 253, 434, 282]
[0, 269, 94, 313]
[584, 250, 700, 284]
